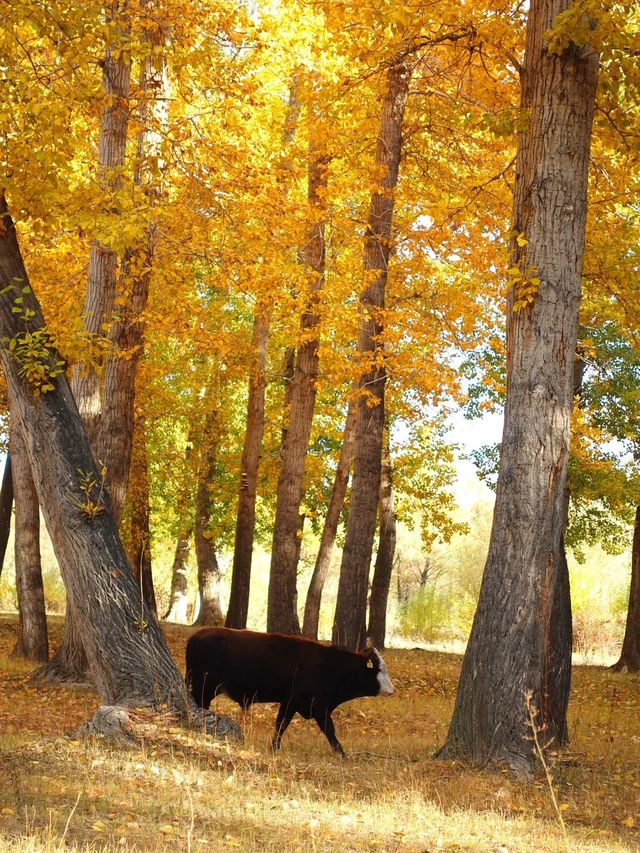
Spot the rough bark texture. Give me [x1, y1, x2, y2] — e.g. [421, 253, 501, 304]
[611, 506, 640, 672]
[302, 403, 358, 639]
[0, 453, 13, 576]
[194, 409, 225, 626]
[98, 14, 168, 526]
[9, 415, 48, 662]
[226, 312, 268, 629]
[367, 431, 397, 649]
[332, 58, 411, 650]
[0, 195, 236, 735]
[127, 416, 157, 616]
[438, 2, 598, 772]
[267, 99, 328, 635]
[71, 6, 131, 448]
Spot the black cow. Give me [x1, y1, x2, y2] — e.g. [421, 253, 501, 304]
[185, 627, 395, 755]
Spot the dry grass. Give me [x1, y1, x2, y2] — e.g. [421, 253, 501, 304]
[0, 614, 639, 852]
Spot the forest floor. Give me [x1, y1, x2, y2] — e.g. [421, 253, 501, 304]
[0, 614, 638, 852]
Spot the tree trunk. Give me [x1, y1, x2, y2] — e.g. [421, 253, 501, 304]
[226, 312, 268, 628]
[164, 528, 192, 623]
[302, 402, 358, 639]
[267, 91, 328, 635]
[127, 415, 156, 616]
[226, 75, 302, 630]
[0, 453, 13, 577]
[9, 414, 48, 662]
[194, 409, 225, 626]
[611, 506, 640, 672]
[367, 430, 397, 650]
[332, 57, 411, 650]
[438, 2, 598, 773]
[98, 13, 169, 526]
[0, 194, 239, 743]
[71, 7, 131, 448]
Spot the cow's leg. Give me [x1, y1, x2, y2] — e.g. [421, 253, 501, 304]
[313, 707, 345, 756]
[187, 668, 207, 708]
[272, 703, 296, 750]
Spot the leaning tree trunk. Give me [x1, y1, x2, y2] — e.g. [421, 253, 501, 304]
[267, 91, 328, 635]
[9, 413, 48, 662]
[225, 311, 268, 629]
[193, 408, 225, 626]
[332, 57, 411, 650]
[98, 12, 169, 526]
[49, 10, 132, 686]
[0, 453, 13, 576]
[302, 402, 358, 639]
[127, 414, 157, 616]
[438, 0, 598, 773]
[611, 506, 640, 672]
[0, 194, 239, 742]
[367, 429, 397, 650]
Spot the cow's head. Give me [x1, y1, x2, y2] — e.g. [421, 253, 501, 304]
[363, 646, 395, 696]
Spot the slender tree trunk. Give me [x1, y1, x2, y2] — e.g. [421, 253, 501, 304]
[332, 57, 411, 650]
[127, 415, 156, 616]
[226, 74, 302, 630]
[9, 415, 48, 662]
[164, 528, 192, 623]
[367, 430, 397, 649]
[194, 409, 224, 626]
[226, 312, 268, 628]
[302, 402, 358, 639]
[0, 453, 13, 576]
[71, 6, 131, 448]
[267, 91, 328, 634]
[611, 506, 640, 672]
[438, 2, 598, 772]
[98, 14, 169, 526]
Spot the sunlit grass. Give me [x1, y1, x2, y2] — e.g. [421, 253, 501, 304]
[0, 615, 639, 851]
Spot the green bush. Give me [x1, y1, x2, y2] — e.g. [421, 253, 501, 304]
[396, 585, 451, 644]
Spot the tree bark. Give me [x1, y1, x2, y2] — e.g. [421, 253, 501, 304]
[225, 312, 268, 628]
[164, 528, 192, 623]
[98, 12, 169, 526]
[127, 415, 157, 616]
[267, 91, 328, 634]
[0, 193, 239, 743]
[0, 453, 13, 577]
[332, 57, 411, 650]
[611, 506, 640, 672]
[194, 409, 225, 626]
[226, 75, 302, 630]
[9, 414, 48, 662]
[71, 5, 132, 448]
[438, 2, 598, 772]
[302, 402, 358, 639]
[367, 430, 397, 650]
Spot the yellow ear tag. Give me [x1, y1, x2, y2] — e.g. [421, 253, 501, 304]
[367, 659, 374, 669]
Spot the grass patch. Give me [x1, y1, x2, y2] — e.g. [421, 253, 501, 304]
[0, 614, 639, 851]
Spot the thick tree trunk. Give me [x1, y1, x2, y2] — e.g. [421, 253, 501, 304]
[226, 312, 268, 628]
[367, 431, 397, 650]
[98, 14, 168, 526]
[193, 409, 224, 626]
[0, 194, 238, 743]
[332, 58, 411, 650]
[0, 453, 13, 576]
[611, 506, 640, 672]
[9, 416, 48, 662]
[164, 528, 192, 623]
[267, 95, 328, 634]
[127, 416, 157, 616]
[71, 8, 131, 448]
[438, 2, 598, 772]
[302, 403, 358, 639]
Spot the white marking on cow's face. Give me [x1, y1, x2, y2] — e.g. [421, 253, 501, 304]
[372, 649, 395, 696]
